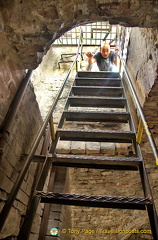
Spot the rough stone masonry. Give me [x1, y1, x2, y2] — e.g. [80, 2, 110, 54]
[0, 0, 158, 69]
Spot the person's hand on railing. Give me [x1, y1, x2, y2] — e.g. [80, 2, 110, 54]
[86, 52, 96, 67]
[86, 51, 94, 58]
[115, 45, 119, 52]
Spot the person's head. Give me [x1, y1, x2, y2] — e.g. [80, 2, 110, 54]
[100, 42, 110, 58]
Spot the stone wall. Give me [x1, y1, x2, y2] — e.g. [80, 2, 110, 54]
[126, 27, 158, 146]
[126, 28, 158, 106]
[0, 0, 158, 69]
[68, 168, 151, 240]
[0, 35, 25, 127]
[0, 65, 44, 239]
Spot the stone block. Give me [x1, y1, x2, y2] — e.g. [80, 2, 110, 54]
[17, 200, 27, 215]
[26, 183, 32, 196]
[37, 204, 43, 216]
[0, 172, 14, 193]
[100, 142, 115, 155]
[33, 214, 42, 225]
[4, 145, 18, 168]
[0, 190, 7, 201]
[0, 114, 3, 127]
[26, 172, 34, 186]
[21, 180, 28, 193]
[17, 189, 29, 206]
[0, 157, 13, 178]
[71, 141, 85, 154]
[56, 141, 71, 153]
[38, 6, 59, 20]
[49, 211, 62, 220]
[11, 168, 19, 182]
[0, 207, 21, 239]
[28, 162, 37, 176]
[86, 142, 100, 154]
[31, 222, 40, 234]
[116, 143, 130, 156]
[29, 233, 39, 240]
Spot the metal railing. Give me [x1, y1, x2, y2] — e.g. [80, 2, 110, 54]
[0, 28, 83, 231]
[54, 22, 117, 46]
[120, 60, 158, 165]
[0, 70, 33, 157]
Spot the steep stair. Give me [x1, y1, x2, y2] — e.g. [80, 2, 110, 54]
[36, 71, 158, 239]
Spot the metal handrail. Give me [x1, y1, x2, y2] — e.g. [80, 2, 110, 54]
[0, 28, 83, 231]
[120, 61, 158, 165]
[0, 70, 33, 156]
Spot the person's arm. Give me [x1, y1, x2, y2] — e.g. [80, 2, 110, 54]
[86, 52, 96, 66]
[113, 46, 119, 66]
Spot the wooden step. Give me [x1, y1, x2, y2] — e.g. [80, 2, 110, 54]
[63, 110, 130, 123]
[75, 78, 121, 87]
[68, 96, 126, 108]
[52, 154, 141, 170]
[37, 192, 152, 210]
[56, 129, 136, 143]
[77, 71, 120, 79]
[71, 86, 123, 97]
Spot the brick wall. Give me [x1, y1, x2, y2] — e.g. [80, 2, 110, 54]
[0, 61, 44, 239]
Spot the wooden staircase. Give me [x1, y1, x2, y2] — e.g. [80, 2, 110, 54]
[36, 71, 158, 239]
